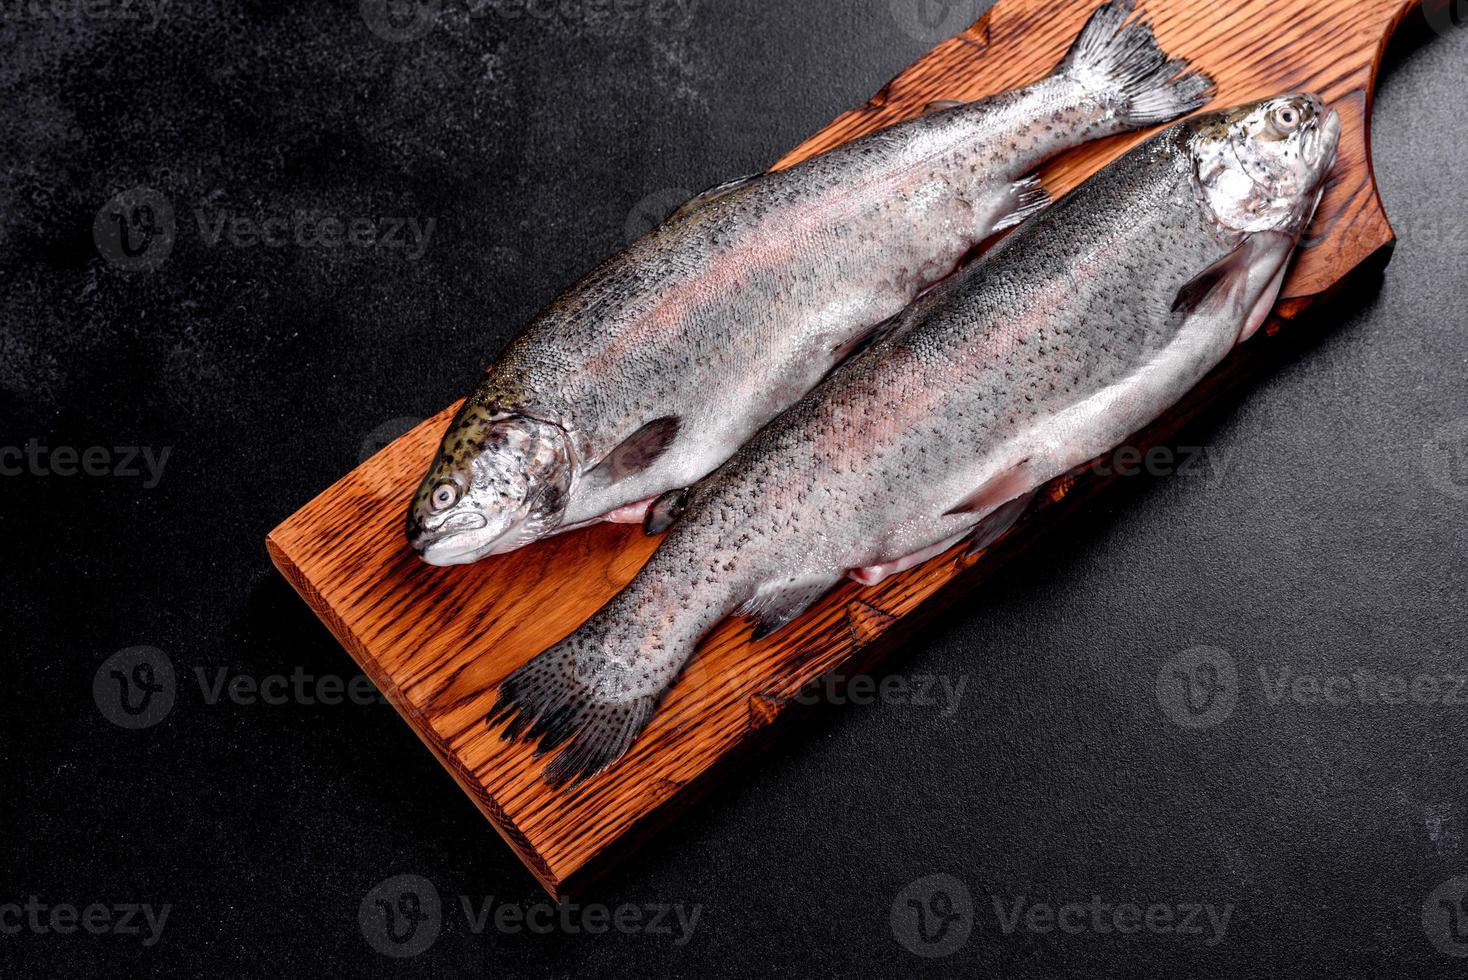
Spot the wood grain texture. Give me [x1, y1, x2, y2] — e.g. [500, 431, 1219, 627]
[267, 0, 1431, 896]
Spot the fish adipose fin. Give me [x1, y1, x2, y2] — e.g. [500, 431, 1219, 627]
[488, 642, 663, 787]
[922, 99, 969, 115]
[992, 175, 1053, 233]
[585, 416, 681, 487]
[738, 576, 841, 640]
[1060, 0, 1214, 127]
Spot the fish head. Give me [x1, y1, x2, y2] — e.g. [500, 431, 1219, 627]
[406, 405, 574, 565]
[1190, 94, 1342, 236]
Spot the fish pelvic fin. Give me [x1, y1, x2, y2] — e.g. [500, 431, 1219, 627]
[643, 486, 691, 535]
[488, 637, 665, 787]
[738, 574, 842, 640]
[991, 174, 1053, 233]
[1059, 0, 1214, 128]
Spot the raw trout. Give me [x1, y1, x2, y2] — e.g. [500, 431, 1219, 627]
[407, 0, 1212, 564]
[492, 94, 1341, 784]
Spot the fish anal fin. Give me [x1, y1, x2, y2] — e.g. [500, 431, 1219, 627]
[944, 459, 1034, 516]
[738, 576, 839, 640]
[962, 488, 1040, 560]
[585, 416, 681, 487]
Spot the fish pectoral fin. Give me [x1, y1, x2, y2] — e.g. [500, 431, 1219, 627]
[670, 173, 762, 222]
[944, 458, 1034, 516]
[585, 416, 682, 488]
[737, 575, 841, 640]
[922, 99, 968, 115]
[643, 487, 691, 535]
[963, 488, 1040, 559]
[1171, 231, 1293, 317]
[990, 174, 1053, 234]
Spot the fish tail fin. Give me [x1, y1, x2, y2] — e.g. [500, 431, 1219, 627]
[487, 622, 676, 787]
[1058, 0, 1214, 128]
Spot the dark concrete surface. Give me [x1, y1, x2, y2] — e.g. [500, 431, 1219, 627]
[3, 0, 1467, 975]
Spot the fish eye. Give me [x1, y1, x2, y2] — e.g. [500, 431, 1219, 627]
[1270, 104, 1304, 134]
[430, 483, 459, 511]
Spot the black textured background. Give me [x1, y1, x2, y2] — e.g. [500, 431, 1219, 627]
[3, 0, 1467, 975]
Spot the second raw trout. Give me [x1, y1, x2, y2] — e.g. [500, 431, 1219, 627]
[492, 93, 1341, 784]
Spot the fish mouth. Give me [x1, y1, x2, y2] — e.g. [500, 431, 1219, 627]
[410, 511, 521, 566]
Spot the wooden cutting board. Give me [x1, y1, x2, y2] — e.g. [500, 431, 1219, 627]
[267, 0, 1442, 896]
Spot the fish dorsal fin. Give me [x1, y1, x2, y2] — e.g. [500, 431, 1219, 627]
[585, 416, 681, 487]
[669, 173, 761, 222]
[922, 99, 968, 115]
[642, 487, 690, 535]
[737, 575, 840, 640]
[944, 459, 1034, 516]
[1171, 231, 1292, 316]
